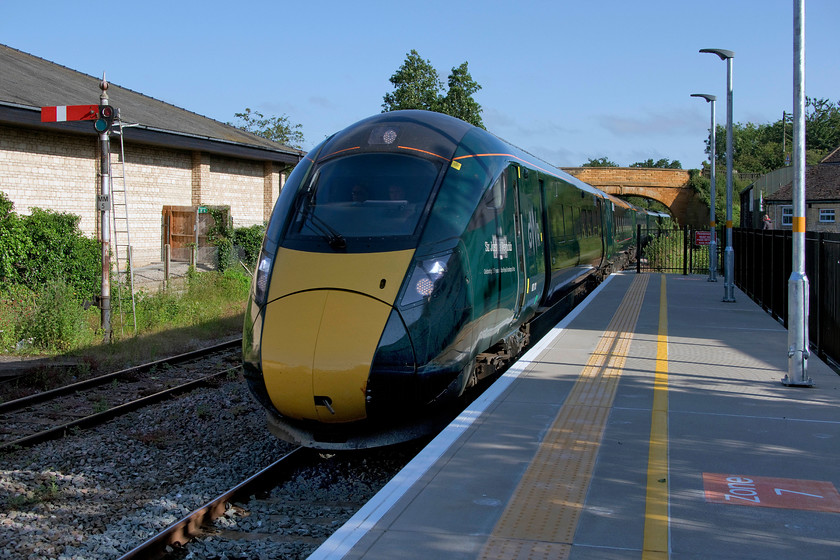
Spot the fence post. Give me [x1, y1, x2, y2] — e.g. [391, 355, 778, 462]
[814, 232, 823, 360]
[164, 244, 171, 283]
[682, 225, 688, 275]
[636, 224, 641, 274]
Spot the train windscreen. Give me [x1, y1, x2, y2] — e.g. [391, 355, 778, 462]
[286, 153, 441, 249]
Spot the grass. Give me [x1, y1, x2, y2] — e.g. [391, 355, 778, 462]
[0, 267, 252, 396]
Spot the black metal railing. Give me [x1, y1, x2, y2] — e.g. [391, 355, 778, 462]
[636, 225, 722, 275]
[733, 228, 840, 370]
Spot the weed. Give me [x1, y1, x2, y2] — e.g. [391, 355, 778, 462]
[195, 403, 212, 419]
[5, 477, 61, 509]
[92, 398, 109, 414]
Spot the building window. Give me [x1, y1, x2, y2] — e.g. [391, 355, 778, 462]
[819, 208, 836, 223]
[782, 206, 793, 226]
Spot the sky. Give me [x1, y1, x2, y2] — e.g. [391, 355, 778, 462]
[2, 0, 838, 170]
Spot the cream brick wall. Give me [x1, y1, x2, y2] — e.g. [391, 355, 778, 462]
[0, 125, 98, 232]
[203, 154, 270, 228]
[0, 124, 283, 268]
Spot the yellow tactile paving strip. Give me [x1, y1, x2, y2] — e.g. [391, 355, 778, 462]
[480, 274, 651, 560]
[642, 275, 670, 559]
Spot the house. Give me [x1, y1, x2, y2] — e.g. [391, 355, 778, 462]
[0, 44, 303, 267]
[762, 147, 840, 233]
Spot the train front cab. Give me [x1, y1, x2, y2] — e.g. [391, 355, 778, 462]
[241, 113, 512, 448]
[241, 131, 460, 447]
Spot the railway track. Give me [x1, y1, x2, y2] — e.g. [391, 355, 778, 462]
[0, 339, 242, 451]
[118, 440, 426, 560]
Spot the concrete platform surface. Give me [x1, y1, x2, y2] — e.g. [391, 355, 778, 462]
[309, 272, 840, 560]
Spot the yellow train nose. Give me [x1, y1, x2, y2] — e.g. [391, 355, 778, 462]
[261, 289, 393, 423]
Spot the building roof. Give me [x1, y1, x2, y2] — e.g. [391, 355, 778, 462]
[0, 44, 303, 164]
[821, 146, 840, 164]
[765, 155, 840, 202]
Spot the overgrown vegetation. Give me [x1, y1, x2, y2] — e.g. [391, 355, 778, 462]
[204, 206, 265, 273]
[0, 192, 99, 295]
[685, 169, 752, 228]
[0, 191, 262, 372]
[643, 230, 711, 273]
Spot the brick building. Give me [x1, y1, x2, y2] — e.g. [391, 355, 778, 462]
[761, 147, 840, 233]
[0, 44, 303, 267]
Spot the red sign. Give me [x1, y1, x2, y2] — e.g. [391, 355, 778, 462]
[694, 230, 712, 246]
[703, 473, 840, 512]
[41, 104, 98, 123]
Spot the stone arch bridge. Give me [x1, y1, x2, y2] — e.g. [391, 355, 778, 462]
[561, 167, 707, 227]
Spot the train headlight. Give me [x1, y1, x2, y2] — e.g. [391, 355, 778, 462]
[401, 255, 451, 307]
[254, 251, 274, 306]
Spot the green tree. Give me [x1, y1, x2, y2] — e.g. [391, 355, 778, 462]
[382, 50, 484, 128]
[382, 50, 443, 112]
[805, 97, 840, 154]
[229, 108, 304, 149]
[581, 157, 618, 167]
[630, 158, 682, 169]
[706, 97, 840, 173]
[440, 62, 484, 128]
[686, 169, 750, 227]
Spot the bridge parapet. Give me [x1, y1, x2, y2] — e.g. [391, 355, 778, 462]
[561, 167, 706, 227]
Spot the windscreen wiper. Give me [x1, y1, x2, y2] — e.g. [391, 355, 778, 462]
[303, 209, 347, 251]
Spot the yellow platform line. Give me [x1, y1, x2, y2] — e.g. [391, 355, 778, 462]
[643, 274, 670, 559]
[480, 274, 650, 560]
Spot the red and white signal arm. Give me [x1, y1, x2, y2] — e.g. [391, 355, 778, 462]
[41, 104, 99, 122]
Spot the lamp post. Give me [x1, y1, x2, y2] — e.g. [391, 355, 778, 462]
[691, 93, 717, 282]
[700, 48, 736, 302]
[783, 0, 812, 386]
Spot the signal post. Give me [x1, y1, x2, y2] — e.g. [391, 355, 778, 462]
[40, 76, 117, 343]
[96, 78, 116, 343]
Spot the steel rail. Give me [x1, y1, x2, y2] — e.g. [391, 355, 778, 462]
[116, 446, 312, 560]
[0, 366, 239, 452]
[0, 338, 241, 414]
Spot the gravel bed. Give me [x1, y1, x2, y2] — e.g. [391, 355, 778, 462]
[0, 377, 294, 560]
[182, 441, 424, 559]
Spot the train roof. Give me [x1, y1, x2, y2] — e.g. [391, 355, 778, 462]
[315, 110, 474, 163]
[316, 110, 610, 201]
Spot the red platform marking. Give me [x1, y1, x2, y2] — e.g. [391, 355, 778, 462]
[703, 473, 840, 512]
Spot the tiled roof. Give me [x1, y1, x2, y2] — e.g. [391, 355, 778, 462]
[821, 146, 840, 164]
[0, 44, 302, 162]
[765, 159, 840, 202]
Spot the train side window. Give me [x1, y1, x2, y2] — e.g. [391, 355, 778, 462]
[487, 172, 506, 209]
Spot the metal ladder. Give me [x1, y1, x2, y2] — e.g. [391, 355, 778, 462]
[108, 112, 137, 335]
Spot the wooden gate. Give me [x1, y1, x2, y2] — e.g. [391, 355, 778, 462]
[162, 206, 227, 264]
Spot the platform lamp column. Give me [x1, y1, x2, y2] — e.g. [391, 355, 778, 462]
[700, 48, 735, 301]
[691, 94, 717, 282]
[784, 0, 812, 386]
[95, 76, 116, 343]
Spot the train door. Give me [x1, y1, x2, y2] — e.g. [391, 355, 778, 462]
[494, 166, 521, 321]
[517, 172, 545, 314]
[497, 165, 543, 323]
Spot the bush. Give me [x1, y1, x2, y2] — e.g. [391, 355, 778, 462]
[205, 206, 265, 272]
[23, 280, 92, 351]
[0, 283, 36, 352]
[0, 192, 100, 297]
[0, 280, 95, 352]
[232, 224, 266, 267]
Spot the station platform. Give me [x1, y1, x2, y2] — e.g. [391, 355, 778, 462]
[310, 272, 840, 560]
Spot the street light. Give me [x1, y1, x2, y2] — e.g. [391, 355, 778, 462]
[691, 93, 718, 282]
[783, 0, 812, 386]
[700, 48, 736, 301]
